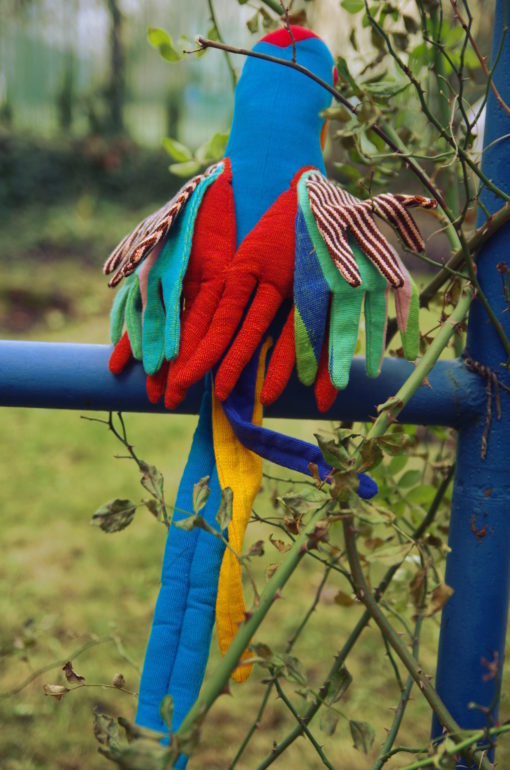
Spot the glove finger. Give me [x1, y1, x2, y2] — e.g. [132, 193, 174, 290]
[214, 283, 283, 401]
[110, 278, 131, 345]
[398, 276, 419, 360]
[164, 365, 188, 410]
[146, 360, 169, 404]
[138, 242, 162, 316]
[374, 193, 426, 252]
[345, 205, 404, 288]
[109, 331, 133, 374]
[329, 289, 363, 389]
[176, 279, 224, 368]
[294, 206, 329, 385]
[314, 336, 338, 413]
[125, 276, 143, 360]
[142, 273, 166, 376]
[260, 308, 295, 405]
[172, 273, 258, 395]
[364, 288, 388, 378]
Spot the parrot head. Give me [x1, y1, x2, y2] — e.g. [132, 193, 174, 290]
[226, 26, 336, 241]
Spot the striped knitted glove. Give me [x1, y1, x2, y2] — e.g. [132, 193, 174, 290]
[299, 171, 432, 389]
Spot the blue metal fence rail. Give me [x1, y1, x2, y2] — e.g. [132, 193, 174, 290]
[1, 2, 509, 764]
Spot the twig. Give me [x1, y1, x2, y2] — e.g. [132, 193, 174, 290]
[192, 36, 449, 211]
[342, 516, 492, 770]
[255, 467, 455, 769]
[260, 0, 284, 13]
[418, 203, 510, 312]
[362, 2, 510, 207]
[274, 679, 336, 770]
[206, 0, 237, 90]
[450, 0, 510, 117]
[228, 682, 275, 769]
[286, 565, 331, 653]
[1, 637, 111, 697]
[280, 1, 296, 63]
[371, 285, 474, 439]
[398, 724, 510, 769]
[371, 614, 423, 770]
[175, 503, 330, 746]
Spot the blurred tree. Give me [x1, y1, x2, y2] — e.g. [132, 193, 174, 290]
[56, 58, 74, 132]
[104, 0, 125, 134]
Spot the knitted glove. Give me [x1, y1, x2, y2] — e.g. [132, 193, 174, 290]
[296, 170, 430, 390]
[165, 174, 304, 407]
[107, 160, 234, 400]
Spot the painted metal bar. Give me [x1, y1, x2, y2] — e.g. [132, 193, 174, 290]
[432, 0, 510, 758]
[0, 340, 483, 425]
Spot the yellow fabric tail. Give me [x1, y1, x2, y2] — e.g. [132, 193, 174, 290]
[212, 339, 271, 682]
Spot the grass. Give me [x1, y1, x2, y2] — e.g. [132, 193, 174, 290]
[0, 198, 508, 770]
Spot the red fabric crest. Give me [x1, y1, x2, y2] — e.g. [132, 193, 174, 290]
[259, 26, 320, 47]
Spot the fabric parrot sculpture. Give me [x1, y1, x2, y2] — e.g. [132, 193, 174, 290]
[103, 25, 435, 767]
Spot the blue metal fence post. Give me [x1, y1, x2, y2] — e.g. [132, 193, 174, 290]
[432, 0, 510, 755]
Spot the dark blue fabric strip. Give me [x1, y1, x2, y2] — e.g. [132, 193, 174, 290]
[223, 353, 377, 500]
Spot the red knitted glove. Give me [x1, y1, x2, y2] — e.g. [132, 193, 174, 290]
[259, 308, 295, 406]
[166, 178, 301, 407]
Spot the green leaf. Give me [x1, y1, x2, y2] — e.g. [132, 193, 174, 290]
[406, 484, 436, 506]
[159, 695, 173, 730]
[335, 56, 362, 96]
[195, 132, 229, 164]
[147, 27, 171, 48]
[377, 434, 405, 456]
[158, 43, 182, 63]
[364, 541, 413, 566]
[94, 711, 122, 746]
[143, 498, 167, 524]
[174, 513, 199, 532]
[140, 462, 165, 500]
[358, 439, 383, 472]
[147, 27, 182, 62]
[350, 719, 375, 753]
[246, 11, 260, 34]
[92, 499, 137, 533]
[327, 666, 352, 704]
[424, 583, 454, 617]
[341, 0, 364, 13]
[323, 105, 352, 123]
[403, 14, 420, 34]
[387, 454, 407, 474]
[392, 32, 409, 51]
[282, 654, 307, 686]
[320, 706, 339, 736]
[216, 487, 233, 532]
[206, 25, 219, 42]
[162, 137, 193, 162]
[334, 162, 363, 184]
[398, 469, 422, 488]
[193, 476, 210, 514]
[315, 435, 350, 470]
[169, 160, 201, 177]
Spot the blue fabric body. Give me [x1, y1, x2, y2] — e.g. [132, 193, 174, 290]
[135, 34, 374, 768]
[225, 37, 334, 239]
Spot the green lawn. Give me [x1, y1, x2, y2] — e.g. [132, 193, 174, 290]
[0, 200, 508, 770]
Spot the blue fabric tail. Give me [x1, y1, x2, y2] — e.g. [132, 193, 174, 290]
[136, 378, 224, 758]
